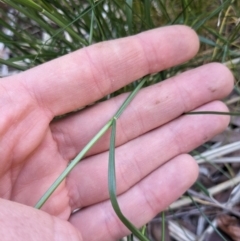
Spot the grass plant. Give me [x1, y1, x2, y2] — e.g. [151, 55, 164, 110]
[1, 0, 240, 240]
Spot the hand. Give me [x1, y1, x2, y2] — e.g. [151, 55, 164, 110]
[0, 25, 233, 241]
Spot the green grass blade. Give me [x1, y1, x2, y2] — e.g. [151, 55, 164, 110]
[194, 181, 210, 197]
[199, 36, 218, 47]
[40, 9, 87, 45]
[186, 111, 240, 116]
[91, 4, 107, 41]
[187, 193, 228, 241]
[0, 58, 27, 71]
[141, 225, 147, 236]
[115, 76, 148, 119]
[143, 0, 152, 27]
[161, 211, 165, 241]
[125, 0, 133, 34]
[108, 118, 149, 241]
[88, 6, 95, 45]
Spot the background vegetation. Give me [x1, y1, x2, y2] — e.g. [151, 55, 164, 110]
[0, 0, 240, 240]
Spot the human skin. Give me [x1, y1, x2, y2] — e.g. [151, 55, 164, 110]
[0, 25, 234, 240]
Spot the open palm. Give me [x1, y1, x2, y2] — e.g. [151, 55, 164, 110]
[0, 26, 233, 241]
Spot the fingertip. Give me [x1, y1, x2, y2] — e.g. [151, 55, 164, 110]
[137, 25, 200, 72]
[197, 100, 231, 133]
[214, 100, 231, 126]
[163, 25, 200, 58]
[179, 154, 199, 187]
[209, 62, 235, 93]
[174, 25, 200, 58]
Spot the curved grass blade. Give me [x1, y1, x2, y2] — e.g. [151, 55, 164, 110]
[186, 111, 240, 116]
[108, 118, 149, 241]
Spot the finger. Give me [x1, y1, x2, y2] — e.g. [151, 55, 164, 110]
[51, 63, 233, 160]
[5, 25, 199, 117]
[70, 154, 198, 241]
[67, 101, 229, 210]
[0, 199, 82, 241]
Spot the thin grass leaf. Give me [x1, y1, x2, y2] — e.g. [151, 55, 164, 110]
[161, 211, 165, 241]
[186, 111, 240, 116]
[222, 44, 229, 63]
[143, 0, 152, 27]
[0, 58, 27, 71]
[108, 118, 149, 241]
[194, 181, 210, 197]
[115, 77, 147, 119]
[125, 0, 133, 34]
[141, 225, 147, 236]
[187, 193, 228, 241]
[192, 149, 232, 180]
[88, 4, 95, 44]
[199, 36, 218, 47]
[91, 3, 107, 41]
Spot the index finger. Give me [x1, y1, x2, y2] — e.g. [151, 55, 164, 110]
[6, 25, 199, 117]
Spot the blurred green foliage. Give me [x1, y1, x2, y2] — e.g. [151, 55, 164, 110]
[0, 0, 239, 78]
